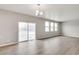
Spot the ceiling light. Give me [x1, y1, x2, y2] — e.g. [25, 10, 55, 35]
[35, 10, 39, 16]
[35, 4, 44, 16]
[40, 11, 43, 15]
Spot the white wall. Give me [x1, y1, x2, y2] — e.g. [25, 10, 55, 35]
[0, 9, 61, 46]
[62, 19, 79, 38]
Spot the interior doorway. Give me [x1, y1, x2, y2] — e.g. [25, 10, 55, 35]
[18, 22, 36, 42]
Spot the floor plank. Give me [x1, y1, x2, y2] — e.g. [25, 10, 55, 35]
[0, 36, 79, 55]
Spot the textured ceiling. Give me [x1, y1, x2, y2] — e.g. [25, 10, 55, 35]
[0, 4, 79, 22]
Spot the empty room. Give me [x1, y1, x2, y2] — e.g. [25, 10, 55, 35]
[0, 4, 79, 55]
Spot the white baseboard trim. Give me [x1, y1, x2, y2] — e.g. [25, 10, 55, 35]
[0, 42, 18, 47]
[63, 35, 79, 38]
[38, 35, 62, 40]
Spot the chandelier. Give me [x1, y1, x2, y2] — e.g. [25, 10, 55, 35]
[35, 4, 44, 16]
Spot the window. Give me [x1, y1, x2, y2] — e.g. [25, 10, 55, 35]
[50, 22, 54, 31]
[45, 21, 59, 32]
[55, 23, 58, 31]
[45, 21, 49, 32]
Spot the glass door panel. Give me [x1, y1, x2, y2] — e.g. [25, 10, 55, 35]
[28, 23, 36, 40]
[18, 22, 27, 42]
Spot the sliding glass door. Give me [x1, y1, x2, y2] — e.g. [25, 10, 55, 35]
[18, 22, 36, 42]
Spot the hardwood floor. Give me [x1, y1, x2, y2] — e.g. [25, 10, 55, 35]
[0, 36, 79, 55]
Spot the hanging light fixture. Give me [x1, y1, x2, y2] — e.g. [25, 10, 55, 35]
[35, 4, 44, 16]
[35, 10, 39, 16]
